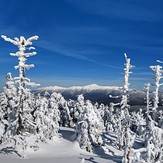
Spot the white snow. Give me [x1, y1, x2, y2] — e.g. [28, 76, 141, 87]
[0, 127, 119, 163]
[39, 84, 122, 92]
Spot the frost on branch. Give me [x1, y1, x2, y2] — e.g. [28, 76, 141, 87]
[1, 35, 39, 88]
[120, 53, 135, 163]
[150, 64, 163, 121]
[1, 35, 39, 136]
[75, 95, 103, 152]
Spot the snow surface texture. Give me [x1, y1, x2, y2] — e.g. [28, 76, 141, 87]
[0, 127, 121, 163]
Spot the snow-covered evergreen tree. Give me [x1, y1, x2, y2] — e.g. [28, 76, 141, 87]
[2, 73, 18, 140]
[33, 93, 43, 137]
[0, 92, 7, 140]
[58, 94, 71, 127]
[130, 109, 146, 137]
[49, 92, 61, 136]
[34, 92, 61, 141]
[0, 73, 18, 144]
[119, 53, 135, 163]
[144, 83, 152, 125]
[99, 99, 120, 134]
[68, 99, 77, 127]
[142, 63, 163, 162]
[36, 92, 50, 141]
[75, 95, 103, 152]
[74, 94, 85, 122]
[1, 35, 39, 135]
[150, 65, 163, 121]
[85, 100, 103, 146]
[158, 110, 163, 129]
[93, 102, 105, 132]
[144, 115, 163, 163]
[132, 81, 163, 163]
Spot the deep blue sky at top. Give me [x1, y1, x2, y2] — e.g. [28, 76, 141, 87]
[0, 0, 163, 89]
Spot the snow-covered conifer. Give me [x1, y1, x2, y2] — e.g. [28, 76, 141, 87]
[1, 35, 39, 135]
[69, 94, 85, 126]
[85, 100, 103, 146]
[75, 96, 103, 152]
[49, 92, 61, 136]
[144, 83, 152, 124]
[158, 110, 163, 129]
[120, 53, 135, 163]
[59, 94, 71, 127]
[144, 115, 163, 163]
[38, 92, 50, 141]
[150, 65, 163, 120]
[130, 109, 146, 137]
[2, 73, 18, 140]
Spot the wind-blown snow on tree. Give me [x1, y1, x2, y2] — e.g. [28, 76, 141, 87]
[119, 53, 135, 163]
[150, 65, 163, 121]
[2, 73, 18, 140]
[132, 81, 163, 163]
[1, 35, 39, 135]
[75, 95, 103, 152]
[144, 83, 152, 124]
[49, 92, 61, 137]
[0, 73, 18, 144]
[144, 115, 163, 163]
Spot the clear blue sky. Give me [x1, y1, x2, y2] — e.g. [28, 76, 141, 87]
[0, 0, 163, 90]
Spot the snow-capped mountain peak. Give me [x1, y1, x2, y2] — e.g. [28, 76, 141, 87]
[39, 84, 121, 92]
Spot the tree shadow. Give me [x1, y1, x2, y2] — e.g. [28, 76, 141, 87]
[79, 131, 122, 163]
[102, 132, 117, 144]
[79, 156, 99, 163]
[94, 145, 122, 163]
[0, 146, 21, 157]
[79, 145, 122, 163]
[59, 127, 76, 142]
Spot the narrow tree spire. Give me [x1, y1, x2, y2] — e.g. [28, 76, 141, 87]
[144, 83, 152, 125]
[122, 53, 134, 163]
[1, 35, 39, 134]
[1, 35, 39, 88]
[150, 64, 163, 120]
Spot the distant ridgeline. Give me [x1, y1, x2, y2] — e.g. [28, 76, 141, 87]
[33, 84, 163, 107]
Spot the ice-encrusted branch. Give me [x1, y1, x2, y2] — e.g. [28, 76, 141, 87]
[144, 83, 152, 115]
[1, 35, 18, 46]
[123, 53, 134, 91]
[1, 35, 39, 48]
[1, 35, 39, 88]
[150, 65, 163, 111]
[122, 53, 135, 163]
[144, 83, 152, 126]
[121, 53, 134, 112]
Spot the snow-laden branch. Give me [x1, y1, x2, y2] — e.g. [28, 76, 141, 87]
[156, 60, 163, 64]
[1, 35, 18, 46]
[1, 35, 38, 51]
[26, 35, 39, 43]
[121, 53, 135, 163]
[150, 65, 163, 111]
[14, 64, 34, 70]
[1, 35, 39, 88]
[123, 53, 134, 91]
[144, 83, 152, 124]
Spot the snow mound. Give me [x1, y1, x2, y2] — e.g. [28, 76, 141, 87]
[0, 127, 120, 163]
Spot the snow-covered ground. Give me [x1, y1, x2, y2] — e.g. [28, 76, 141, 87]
[0, 127, 122, 163]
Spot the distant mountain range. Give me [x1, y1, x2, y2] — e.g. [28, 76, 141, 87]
[34, 84, 148, 106]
